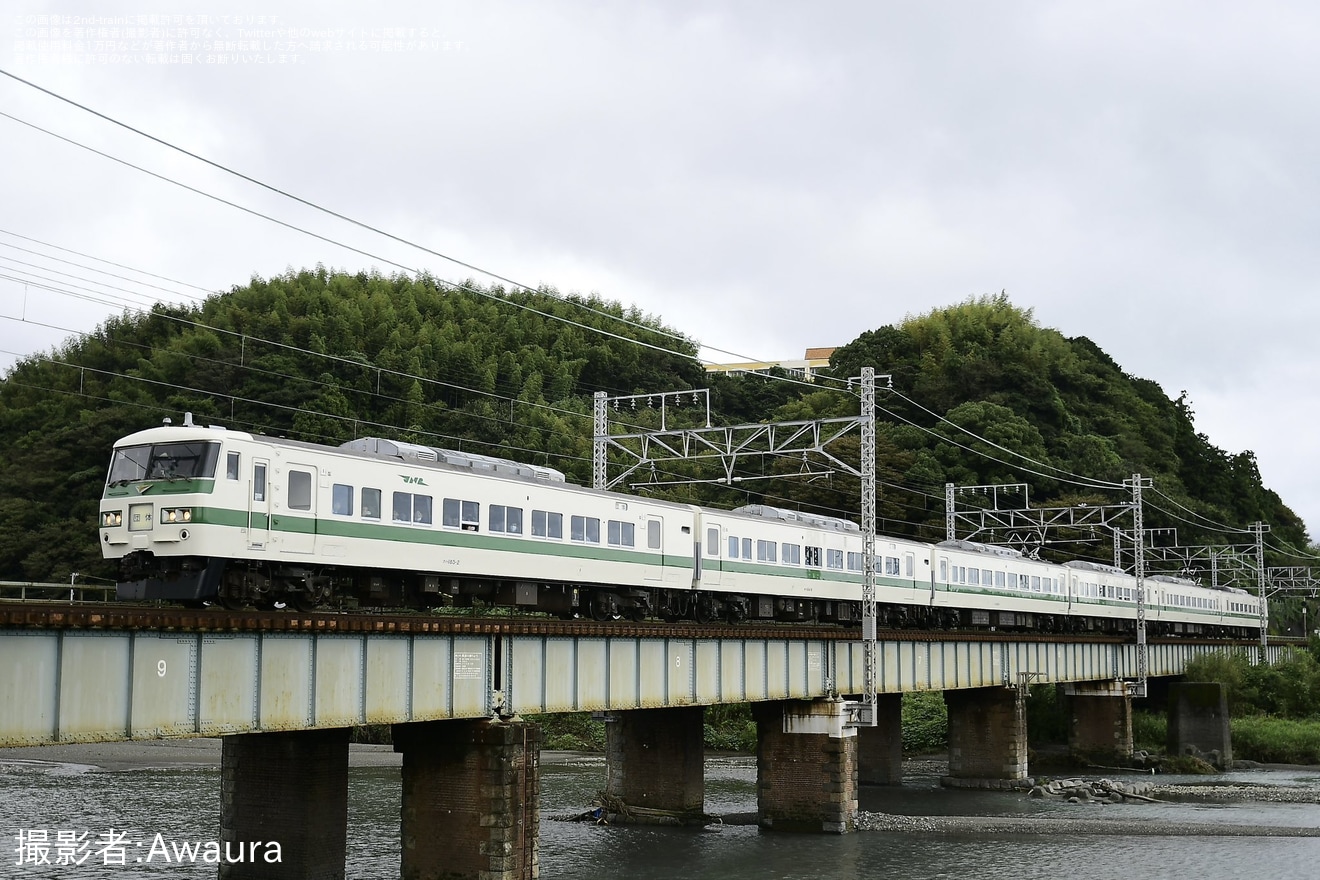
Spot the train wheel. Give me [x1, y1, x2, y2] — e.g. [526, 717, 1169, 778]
[589, 596, 620, 622]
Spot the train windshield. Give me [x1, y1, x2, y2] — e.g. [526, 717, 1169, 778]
[107, 441, 221, 484]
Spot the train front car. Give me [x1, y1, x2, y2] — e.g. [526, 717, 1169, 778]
[99, 419, 243, 604]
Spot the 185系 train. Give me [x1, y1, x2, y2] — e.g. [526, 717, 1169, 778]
[98, 417, 1264, 637]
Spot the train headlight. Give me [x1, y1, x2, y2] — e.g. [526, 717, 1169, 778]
[161, 507, 193, 524]
[101, 510, 123, 527]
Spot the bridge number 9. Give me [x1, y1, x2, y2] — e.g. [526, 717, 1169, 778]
[157, 660, 167, 678]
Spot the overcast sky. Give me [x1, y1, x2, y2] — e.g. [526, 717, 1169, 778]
[2, 1, 1318, 542]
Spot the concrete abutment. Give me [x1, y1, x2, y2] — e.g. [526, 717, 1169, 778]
[753, 699, 858, 833]
[219, 727, 350, 880]
[604, 706, 705, 821]
[1065, 681, 1134, 764]
[856, 693, 904, 786]
[943, 686, 1029, 787]
[1167, 681, 1232, 766]
[393, 719, 540, 880]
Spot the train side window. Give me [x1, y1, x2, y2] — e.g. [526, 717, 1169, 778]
[995, 571, 1005, 588]
[489, 505, 507, 533]
[362, 488, 381, 520]
[332, 484, 354, 516]
[607, 520, 635, 547]
[826, 549, 844, 570]
[461, 501, 479, 531]
[443, 499, 461, 527]
[1031, 576, 1041, 592]
[288, 471, 312, 511]
[939, 559, 948, 581]
[728, 536, 739, 558]
[571, 515, 601, 543]
[647, 520, 661, 549]
[253, 463, 267, 502]
[886, 557, 901, 576]
[805, 546, 822, 567]
[968, 568, 980, 586]
[846, 551, 861, 571]
[742, 537, 753, 560]
[782, 543, 801, 565]
[982, 568, 994, 586]
[1019, 574, 1030, 591]
[707, 528, 720, 556]
[532, 510, 563, 538]
[393, 492, 411, 522]
[414, 495, 432, 525]
[760, 540, 778, 563]
[226, 452, 240, 480]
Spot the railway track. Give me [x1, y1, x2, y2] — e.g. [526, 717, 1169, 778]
[0, 601, 1281, 648]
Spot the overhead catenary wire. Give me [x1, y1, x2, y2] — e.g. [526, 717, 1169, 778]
[0, 108, 703, 366]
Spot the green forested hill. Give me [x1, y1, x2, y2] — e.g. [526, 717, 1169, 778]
[0, 275, 1307, 601]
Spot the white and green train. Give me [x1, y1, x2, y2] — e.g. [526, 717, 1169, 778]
[98, 417, 1264, 636]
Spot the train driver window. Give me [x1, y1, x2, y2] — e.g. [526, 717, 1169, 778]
[362, 488, 381, 520]
[707, 528, 720, 556]
[226, 452, 240, 480]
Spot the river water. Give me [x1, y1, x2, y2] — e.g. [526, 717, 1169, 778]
[2, 748, 1318, 879]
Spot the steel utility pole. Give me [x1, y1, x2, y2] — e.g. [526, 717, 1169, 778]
[1125, 474, 1151, 698]
[591, 370, 886, 725]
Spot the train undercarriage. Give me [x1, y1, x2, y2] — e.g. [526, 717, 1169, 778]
[115, 550, 1256, 638]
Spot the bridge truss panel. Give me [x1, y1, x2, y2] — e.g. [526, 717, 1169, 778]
[0, 629, 495, 747]
[0, 627, 1297, 747]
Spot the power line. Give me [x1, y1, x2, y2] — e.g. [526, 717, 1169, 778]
[0, 228, 216, 296]
[0, 68, 701, 347]
[0, 108, 703, 364]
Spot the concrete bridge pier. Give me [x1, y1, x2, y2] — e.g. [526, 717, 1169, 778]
[1167, 681, 1232, 766]
[753, 699, 858, 833]
[942, 686, 1029, 788]
[1064, 680, 1133, 764]
[856, 693, 904, 785]
[604, 706, 705, 821]
[219, 727, 350, 879]
[393, 719, 540, 880]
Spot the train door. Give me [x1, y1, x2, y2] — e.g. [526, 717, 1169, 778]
[275, 463, 317, 554]
[248, 458, 270, 550]
[704, 524, 723, 586]
[644, 515, 664, 582]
